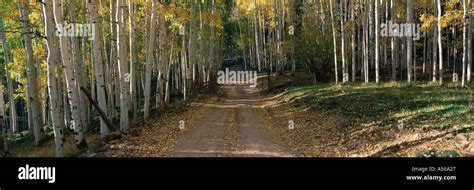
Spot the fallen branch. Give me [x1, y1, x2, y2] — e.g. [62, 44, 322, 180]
[80, 87, 118, 132]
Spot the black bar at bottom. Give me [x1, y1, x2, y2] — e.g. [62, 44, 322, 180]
[0, 158, 472, 189]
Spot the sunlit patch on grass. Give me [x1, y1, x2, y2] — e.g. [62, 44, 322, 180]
[270, 82, 472, 157]
[282, 82, 470, 122]
[417, 149, 460, 158]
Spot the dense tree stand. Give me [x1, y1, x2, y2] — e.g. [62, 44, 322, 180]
[0, 0, 471, 157]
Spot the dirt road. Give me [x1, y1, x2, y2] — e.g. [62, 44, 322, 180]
[168, 84, 294, 157]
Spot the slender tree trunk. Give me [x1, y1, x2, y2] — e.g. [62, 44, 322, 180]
[401, 38, 406, 78]
[0, 18, 16, 134]
[330, 0, 338, 84]
[274, 0, 282, 76]
[375, 0, 380, 83]
[384, 0, 389, 76]
[189, 0, 197, 90]
[81, 4, 90, 129]
[452, 27, 457, 79]
[144, 0, 157, 119]
[158, 1, 168, 107]
[102, 0, 114, 117]
[19, 1, 44, 145]
[208, 0, 215, 89]
[68, 0, 87, 132]
[32, 37, 46, 127]
[181, 24, 188, 98]
[57, 62, 66, 129]
[0, 36, 4, 154]
[406, 0, 413, 84]
[369, 0, 374, 72]
[116, 0, 129, 133]
[467, 0, 472, 84]
[357, 1, 363, 80]
[253, 0, 261, 72]
[129, 0, 137, 118]
[351, 1, 356, 82]
[25, 48, 33, 135]
[199, 2, 205, 85]
[432, 0, 438, 82]
[391, 0, 398, 81]
[165, 44, 172, 104]
[289, 0, 296, 77]
[87, 0, 110, 138]
[42, 0, 64, 157]
[437, 0, 443, 85]
[109, 0, 120, 119]
[462, 0, 468, 87]
[237, 18, 247, 71]
[414, 31, 417, 82]
[53, 0, 88, 149]
[261, 2, 267, 72]
[181, 22, 188, 97]
[0, 75, 6, 153]
[423, 21, 427, 76]
[248, 19, 254, 70]
[364, 0, 369, 83]
[340, 0, 347, 82]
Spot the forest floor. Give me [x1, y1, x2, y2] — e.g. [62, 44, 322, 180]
[10, 72, 473, 157]
[99, 84, 295, 157]
[99, 72, 472, 157]
[259, 71, 473, 157]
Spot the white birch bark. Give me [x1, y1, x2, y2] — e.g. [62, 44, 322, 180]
[53, 0, 88, 149]
[432, 0, 438, 82]
[67, 0, 87, 132]
[406, 0, 413, 84]
[0, 40, 4, 153]
[437, 0, 443, 85]
[253, 0, 261, 71]
[375, 0, 380, 83]
[0, 18, 16, 134]
[87, 0, 110, 138]
[18, 1, 44, 145]
[391, 0, 398, 81]
[330, 0, 338, 84]
[129, 0, 137, 118]
[144, 0, 157, 119]
[189, 0, 197, 88]
[116, 0, 129, 133]
[467, 0, 472, 84]
[42, 0, 64, 156]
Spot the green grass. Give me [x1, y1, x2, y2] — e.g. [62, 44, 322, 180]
[280, 82, 473, 129]
[416, 149, 460, 158]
